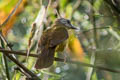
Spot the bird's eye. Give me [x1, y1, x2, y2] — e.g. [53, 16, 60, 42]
[67, 20, 70, 24]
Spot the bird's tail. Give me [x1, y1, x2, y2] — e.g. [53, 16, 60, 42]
[35, 48, 55, 69]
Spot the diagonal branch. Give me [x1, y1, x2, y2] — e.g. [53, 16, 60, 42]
[0, 0, 23, 28]
[0, 33, 40, 79]
[104, 0, 120, 14]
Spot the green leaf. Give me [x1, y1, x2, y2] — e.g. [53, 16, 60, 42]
[60, 0, 67, 10]
[94, 0, 103, 11]
[66, 4, 73, 18]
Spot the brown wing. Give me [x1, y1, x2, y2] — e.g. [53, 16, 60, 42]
[35, 28, 55, 69]
[49, 27, 69, 47]
[37, 28, 52, 53]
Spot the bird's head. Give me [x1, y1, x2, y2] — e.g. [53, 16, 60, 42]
[54, 18, 77, 29]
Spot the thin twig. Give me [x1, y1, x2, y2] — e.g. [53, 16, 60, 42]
[82, 27, 110, 33]
[3, 55, 10, 80]
[86, 0, 98, 80]
[0, 33, 40, 79]
[0, 38, 11, 80]
[3, 52, 40, 79]
[14, 67, 31, 78]
[104, 0, 120, 14]
[55, 58, 120, 73]
[0, 0, 22, 27]
[0, 49, 120, 73]
[0, 49, 37, 57]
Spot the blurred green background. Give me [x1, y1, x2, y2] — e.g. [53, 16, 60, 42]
[0, 0, 120, 80]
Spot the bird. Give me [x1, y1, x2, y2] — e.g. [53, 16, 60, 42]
[35, 18, 77, 69]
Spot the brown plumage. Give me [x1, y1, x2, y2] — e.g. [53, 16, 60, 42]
[35, 18, 76, 69]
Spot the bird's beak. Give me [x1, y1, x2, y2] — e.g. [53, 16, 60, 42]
[70, 24, 78, 29]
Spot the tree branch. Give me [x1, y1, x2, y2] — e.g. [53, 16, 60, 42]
[0, 33, 40, 79]
[0, 49, 120, 73]
[0, 0, 23, 28]
[0, 39, 11, 80]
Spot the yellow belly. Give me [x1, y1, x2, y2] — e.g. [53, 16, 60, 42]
[55, 40, 67, 52]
